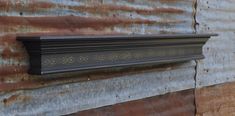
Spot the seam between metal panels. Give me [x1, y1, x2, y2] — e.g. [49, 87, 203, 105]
[194, 60, 199, 115]
[193, 0, 198, 33]
[193, 0, 198, 115]
[193, 0, 199, 90]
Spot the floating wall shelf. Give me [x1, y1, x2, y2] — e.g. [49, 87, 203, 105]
[17, 34, 217, 75]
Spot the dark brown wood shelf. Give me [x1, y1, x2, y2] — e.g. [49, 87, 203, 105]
[17, 34, 217, 75]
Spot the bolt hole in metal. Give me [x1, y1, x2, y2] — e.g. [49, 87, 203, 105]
[19, 12, 23, 16]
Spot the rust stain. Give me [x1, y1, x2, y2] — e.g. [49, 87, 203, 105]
[196, 82, 235, 116]
[0, 16, 182, 30]
[0, 1, 55, 12]
[2, 94, 31, 107]
[0, 1, 184, 15]
[0, 35, 18, 46]
[0, 0, 194, 94]
[158, 0, 188, 3]
[1, 47, 25, 59]
[68, 5, 184, 15]
[24, 1, 55, 12]
[0, 66, 27, 77]
[0, 35, 26, 60]
[71, 89, 195, 116]
[0, 63, 185, 92]
[0, 1, 197, 115]
[2, 94, 20, 106]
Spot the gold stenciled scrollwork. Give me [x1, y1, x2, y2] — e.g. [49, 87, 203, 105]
[77, 56, 89, 63]
[61, 56, 75, 65]
[42, 57, 56, 67]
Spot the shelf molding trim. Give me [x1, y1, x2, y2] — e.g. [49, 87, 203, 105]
[17, 34, 217, 75]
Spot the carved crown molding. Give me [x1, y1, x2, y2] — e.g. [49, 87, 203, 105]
[17, 34, 217, 75]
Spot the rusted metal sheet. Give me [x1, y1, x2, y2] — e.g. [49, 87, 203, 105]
[0, 0, 196, 90]
[0, 62, 196, 115]
[0, 63, 195, 115]
[0, 83, 195, 116]
[196, 0, 235, 87]
[0, 0, 198, 115]
[195, 82, 235, 116]
[72, 89, 195, 116]
[0, 0, 196, 34]
[0, 61, 196, 91]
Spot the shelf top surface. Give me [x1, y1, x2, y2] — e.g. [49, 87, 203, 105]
[17, 33, 217, 42]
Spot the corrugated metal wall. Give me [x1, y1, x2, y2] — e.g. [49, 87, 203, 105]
[1, 0, 235, 115]
[195, 0, 235, 115]
[0, 0, 195, 34]
[0, 65, 196, 115]
[0, 0, 196, 90]
[196, 0, 235, 87]
[0, 0, 197, 115]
